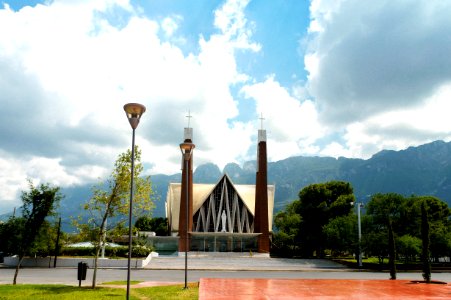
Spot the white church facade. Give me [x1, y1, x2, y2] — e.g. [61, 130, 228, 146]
[166, 174, 275, 252]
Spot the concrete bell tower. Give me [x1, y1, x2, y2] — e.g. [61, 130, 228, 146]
[254, 115, 270, 253]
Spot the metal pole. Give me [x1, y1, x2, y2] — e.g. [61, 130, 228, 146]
[126, 128, 136, 300]
[184, 158, 189, 289]
[357, 203, 362, 268]
[53, 217, 61, 268]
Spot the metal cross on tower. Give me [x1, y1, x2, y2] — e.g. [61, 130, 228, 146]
[186, 110, 192, 128]
[259, 113, 265, 130]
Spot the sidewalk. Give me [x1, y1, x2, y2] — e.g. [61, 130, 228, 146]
[148, 255, 450, 299]
[145, 254, 347, 271]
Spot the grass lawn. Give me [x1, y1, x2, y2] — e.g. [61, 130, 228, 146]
[0, 283, 199, 300]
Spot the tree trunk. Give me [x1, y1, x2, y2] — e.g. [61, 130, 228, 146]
[91, 246, 101, 288]
[421, 202, 431, 283]
[92, 204, 110, 288]
[388, 219, 397, 280]
[13, 255, 24, 285]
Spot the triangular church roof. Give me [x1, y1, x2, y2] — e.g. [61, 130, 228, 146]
[166, 173, 275, 232]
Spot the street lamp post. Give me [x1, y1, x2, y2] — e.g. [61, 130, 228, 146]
[356, 202, 363, 268]
[351, 201, 364, 268]
[180, 141, 194, 289]
[123, 103, 146, 300]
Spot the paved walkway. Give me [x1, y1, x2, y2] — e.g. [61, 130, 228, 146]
[3, 256, 450, 299]
[148, 255, 450, 299]
[199, 278, 451, 299]
[145, 254, 346, 271]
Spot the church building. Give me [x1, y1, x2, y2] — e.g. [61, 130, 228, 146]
[165, 124, 274, 253]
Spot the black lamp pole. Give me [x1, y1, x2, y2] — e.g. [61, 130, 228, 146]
[123, 103, 146, 300]
[126, 126, 136, 298]
[184, 157, 189, 289]
[180, 142, 194, 289]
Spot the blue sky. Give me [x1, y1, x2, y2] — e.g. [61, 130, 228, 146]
[1, 0, 451, 213]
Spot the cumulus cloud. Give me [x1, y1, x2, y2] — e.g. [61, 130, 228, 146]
[0, 0, 263, 212]
[305, 0, 451, 158]
[342, 83, 451, 158]
[4, 0, 451, 214]
[241, 76, 324, 160]
[307, 0, 451, 126]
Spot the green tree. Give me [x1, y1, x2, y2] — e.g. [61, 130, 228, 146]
[429, 224, 451, 262]
[297, 181, 355, 257]
[0, 217, 26, 256]
[323, 214, 357, 257]
[366, 193, 405, 231]
[362, 230, 388, 264]
[365, 193, 405, 267]
[396, 234, 421, 263]
[12, 181, 62, 284]
[394, 195, 450, 262]
[77, 146, 154, 288]
[412, 196, 451, 262]
[272, 201, 302, 257]
[135, 216, 168, 236]
[365, 193, 451, 269]
[30, 220, 57, 258]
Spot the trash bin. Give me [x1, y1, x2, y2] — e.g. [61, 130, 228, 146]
[77, 262, 88, 286]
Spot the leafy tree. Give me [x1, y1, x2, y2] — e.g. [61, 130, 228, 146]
[134, 215, 152, 231]
[30, 220, 57, 258]
[135, 216, 168, 236]
[272, 201, 302, 257]
[412, 196, 451, 262]
[396, 234, 421, 263]
[400, 196, 450, 235]
[0, 217, 26, 256]
[365, 193, 451, 268]
[429, 224, 451, 262]
[365, 193, 405, 267]
[366, 193, 405, 231]
[12, 181, 62, 284]
[297, 181, 355, 257]
[323, 214, 357, 256]
[362, 229, 388, 264]
[395, 195, 450, 262]
[76, 146, 154, 288]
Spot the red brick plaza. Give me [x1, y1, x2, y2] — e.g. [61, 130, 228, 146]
[199, 278, 450, 299]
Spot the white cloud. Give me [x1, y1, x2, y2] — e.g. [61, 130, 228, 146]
[341, 83, 451, 159]
[161, 15, 181, 37]
[306, 0, 451, 126]
[5, 0, 451, 214]
[0, 0, 263, 212]
[241, 76, 325, 160]
[0, 154, 28, 204]
[298, 0, 451, 160]
[319, 142, 350, 158]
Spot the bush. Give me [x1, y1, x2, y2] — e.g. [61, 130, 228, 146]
[60, 245, 153, 258]
[132, 245, 153, 257]
[61, 247, 96, 257]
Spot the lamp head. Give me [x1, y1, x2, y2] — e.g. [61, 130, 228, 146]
[124, 103, 146, 129]
[180, 141, 195, 161]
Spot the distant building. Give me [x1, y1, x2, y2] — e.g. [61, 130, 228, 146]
[165, 123, 274, 253]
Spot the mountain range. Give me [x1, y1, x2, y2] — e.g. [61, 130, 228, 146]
[152, 140, 451, 214]
[2, 140, 451, 231]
